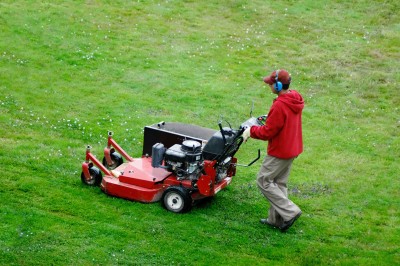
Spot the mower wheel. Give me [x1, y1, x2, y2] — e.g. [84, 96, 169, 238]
[162, 186, 192, 213]
[102, 152, 123, 170]
[81, 166, 102, 186]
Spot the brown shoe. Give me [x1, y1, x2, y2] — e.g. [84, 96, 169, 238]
[279, 211, 302, 232]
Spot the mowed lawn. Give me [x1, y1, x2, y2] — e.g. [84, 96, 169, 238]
[0, 1, 399, 265]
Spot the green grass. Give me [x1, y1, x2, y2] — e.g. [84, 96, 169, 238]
[1, 0, 399, 265]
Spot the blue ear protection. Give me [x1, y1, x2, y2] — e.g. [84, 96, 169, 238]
[274, 70, 283, 92]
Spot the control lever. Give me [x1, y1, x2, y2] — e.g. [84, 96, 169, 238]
[218, 121, 227, 145]
[236, 149, 261, 167]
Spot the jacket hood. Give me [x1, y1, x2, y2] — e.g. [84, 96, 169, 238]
[276, 90, 304, 113]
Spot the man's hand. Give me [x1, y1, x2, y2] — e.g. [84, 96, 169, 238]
[242, 127, 251, 142]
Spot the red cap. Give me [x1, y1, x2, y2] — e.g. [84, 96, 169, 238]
[263, 69, 291, 85]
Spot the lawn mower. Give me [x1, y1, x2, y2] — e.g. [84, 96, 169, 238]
[80, 115, 266, 213]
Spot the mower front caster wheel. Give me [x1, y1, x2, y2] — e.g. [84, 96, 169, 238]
[81, 166, 102, 186]
[162, 186, 192, 213]
[102, 152, 123, 170]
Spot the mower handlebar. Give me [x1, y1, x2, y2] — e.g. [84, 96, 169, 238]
[236, 149, 261, 167]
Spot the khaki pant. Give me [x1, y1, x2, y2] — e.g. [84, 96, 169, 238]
[257, 155, 301, 225]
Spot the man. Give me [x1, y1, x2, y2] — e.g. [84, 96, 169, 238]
[243, 69, 304, 232]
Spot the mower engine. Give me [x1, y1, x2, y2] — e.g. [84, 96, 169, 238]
[163, 140, 203, 181]
[152, 126, 239, 183]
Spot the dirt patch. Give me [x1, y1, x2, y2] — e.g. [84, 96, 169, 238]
[290, 182, 332, 198]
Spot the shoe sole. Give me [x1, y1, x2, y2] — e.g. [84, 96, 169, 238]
[279, 211, 302, 232]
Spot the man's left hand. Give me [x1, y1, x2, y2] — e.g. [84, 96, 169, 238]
[242, 127, 251, 142]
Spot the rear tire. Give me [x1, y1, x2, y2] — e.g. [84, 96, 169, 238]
[162, 186, 192, 213]
[81, 166, 102, 186]
[102, 152, 123, 170]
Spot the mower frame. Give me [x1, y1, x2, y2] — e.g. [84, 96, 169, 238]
[81, 117, 263, 213]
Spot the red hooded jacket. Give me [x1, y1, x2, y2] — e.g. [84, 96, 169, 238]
[250, 90, 304, 159]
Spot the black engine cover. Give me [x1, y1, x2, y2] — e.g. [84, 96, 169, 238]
[165, 144, 186, 163]
[165, 140, 202, 164]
